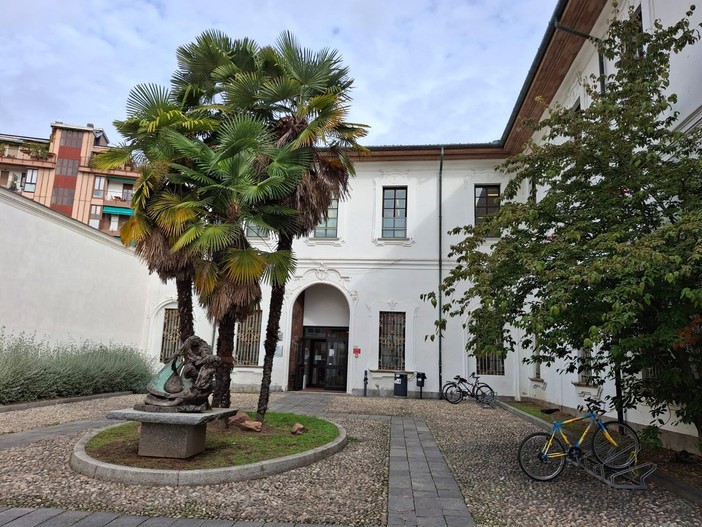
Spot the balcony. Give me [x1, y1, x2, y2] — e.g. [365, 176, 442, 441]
[103, 190, 134, 208]
[0, 146, 55, 169]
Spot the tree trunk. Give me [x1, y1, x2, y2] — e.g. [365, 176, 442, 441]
[175, 275, 195, 343]
[256, 234, 292, 422]
[212, 309, 236, 408]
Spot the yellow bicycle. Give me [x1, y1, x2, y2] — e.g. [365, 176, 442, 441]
[518, 397, 640, 481]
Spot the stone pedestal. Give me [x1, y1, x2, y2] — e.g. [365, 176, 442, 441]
[106, 408, 239, 459]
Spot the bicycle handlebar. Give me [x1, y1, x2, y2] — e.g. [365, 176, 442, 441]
[584, 397, 606, 415]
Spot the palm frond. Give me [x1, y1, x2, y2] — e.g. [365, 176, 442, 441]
[262, 249, 297, 286]
[92, 145, 133, 171]
[171, 222, 205, 252]
[125, 84, 173, 118]
[221, 247, 269, 285]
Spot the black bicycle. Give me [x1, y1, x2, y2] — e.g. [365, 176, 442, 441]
[442, 373, 496, 405]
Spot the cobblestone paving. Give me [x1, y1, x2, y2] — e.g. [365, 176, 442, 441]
[1, 394, 701, 527]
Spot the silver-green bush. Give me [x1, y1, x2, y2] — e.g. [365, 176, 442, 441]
[0, 330, 154, 405]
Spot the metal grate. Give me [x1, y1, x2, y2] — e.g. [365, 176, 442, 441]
[578, 348, 594, 385]
[236, 310, 263, 366]
[379, 311, 405, 370]
[476, 352, 505, 376]
[160, 308, 180, 363]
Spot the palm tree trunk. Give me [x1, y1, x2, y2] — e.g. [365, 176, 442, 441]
[175, 275, 195, 342]
[256, 234, 292, 422]
[212, 309, 236, 408]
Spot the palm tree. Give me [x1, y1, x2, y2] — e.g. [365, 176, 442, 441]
[159, 116, 308, 406]
[220, 32, 368, 420]
[94, 84, 216, 343]
[135, 31, 366, 420]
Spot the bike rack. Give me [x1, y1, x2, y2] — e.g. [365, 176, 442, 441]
[567, 450, 657, 490]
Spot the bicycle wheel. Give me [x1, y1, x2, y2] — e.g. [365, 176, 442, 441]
[518, 432, 566, 481]
[443, 383, 463, 404]
[591, 421, 640, 469]
[474, 383, 496, 405]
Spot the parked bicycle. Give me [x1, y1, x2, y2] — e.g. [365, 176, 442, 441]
[517, 397, 640, 481]
[442, 373, 496, 405]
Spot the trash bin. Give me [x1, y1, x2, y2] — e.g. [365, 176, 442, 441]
[394, 372, 408, 397]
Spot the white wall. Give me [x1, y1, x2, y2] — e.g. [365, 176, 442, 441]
[0, 188, 156, 347]
[302, 284, 349, 327]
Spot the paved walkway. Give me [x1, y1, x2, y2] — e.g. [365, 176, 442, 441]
[0, 392, 476, 527]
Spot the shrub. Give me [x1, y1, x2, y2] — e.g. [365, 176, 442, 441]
[0, 329, 154, 405]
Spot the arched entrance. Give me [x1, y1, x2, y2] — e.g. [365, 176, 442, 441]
[288, 284, 350, 391]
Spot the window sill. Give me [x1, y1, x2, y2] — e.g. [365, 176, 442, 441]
[304, 237, 345, 247]
[529, 377, 545, 383]
[372, 237, 415, 247]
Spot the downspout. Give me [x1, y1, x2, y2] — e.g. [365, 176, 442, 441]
[438, 146, 445, 395]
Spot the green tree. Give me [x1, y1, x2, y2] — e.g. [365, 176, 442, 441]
[425, 7, 702, 441]
[172, 30, 367, 420]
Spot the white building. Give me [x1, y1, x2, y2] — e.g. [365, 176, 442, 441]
[1, 0, 700, 451]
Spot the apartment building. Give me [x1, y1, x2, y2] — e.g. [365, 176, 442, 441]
[0, 122, 138, 237]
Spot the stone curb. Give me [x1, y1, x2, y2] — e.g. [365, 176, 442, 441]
[70, 421, 348, 486]
[0, 392, 134, 413]
[497, 399, 702, 506]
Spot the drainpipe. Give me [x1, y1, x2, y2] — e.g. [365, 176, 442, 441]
[438, 146, 445, 396]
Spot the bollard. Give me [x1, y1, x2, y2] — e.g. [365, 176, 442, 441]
[363, 370, 368, 396]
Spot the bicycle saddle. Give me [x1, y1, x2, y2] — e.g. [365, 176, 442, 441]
[541, 408, 559, 415]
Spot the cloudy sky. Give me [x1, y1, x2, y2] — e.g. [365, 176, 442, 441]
[2, 0, 559, 147]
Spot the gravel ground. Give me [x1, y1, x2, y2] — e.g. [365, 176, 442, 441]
[1, 394, 701, 527]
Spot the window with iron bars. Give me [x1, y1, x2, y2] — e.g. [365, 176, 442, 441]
[476, 352, 505, 376]
[578, 348, 594, 385]
[160, 308, 180, 363]
[235, 310, 263, 366]
[379, 311, 405, 370]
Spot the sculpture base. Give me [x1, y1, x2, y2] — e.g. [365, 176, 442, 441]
[133, 403, 210, 413]
[107, 408, 239, 459]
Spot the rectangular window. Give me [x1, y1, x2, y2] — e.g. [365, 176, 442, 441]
[23, 169, 38, 192]
[93, 176, 105, 198]
[122, 184, 134, 202]
[235, 310, 263, 366]
[160, 308, 180, 362]
[474, 185, 500, 228]
[314, 199, 339, 238]
[60, 130, 82, 148]
[382, 186, 407, 238]
[379, 311, 405, 370]
[89, 205, 102, 229]
[476, 352, 505, 376]
[50, 187, 75, 206]
[56, 158, 79, 176]
[246, 223, 269, 238]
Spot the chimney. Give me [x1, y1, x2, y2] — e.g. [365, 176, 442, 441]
[87, 123, 94, 128]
